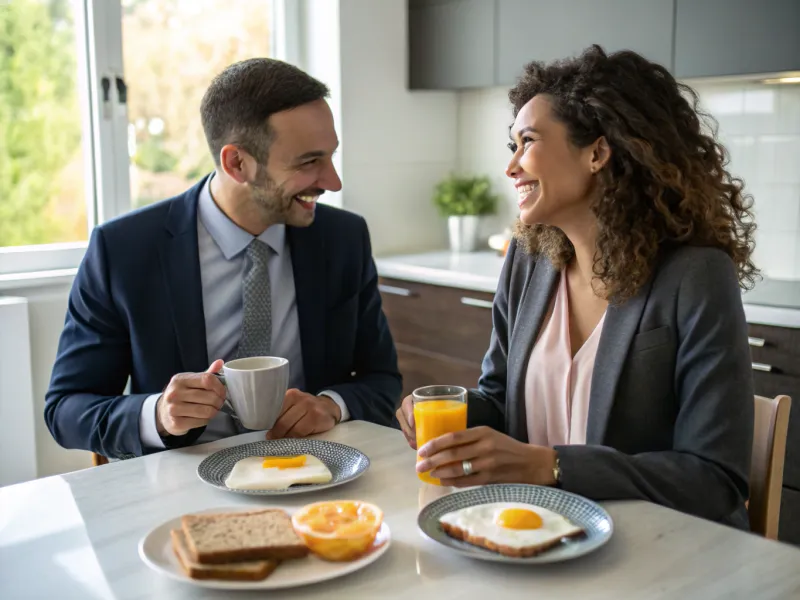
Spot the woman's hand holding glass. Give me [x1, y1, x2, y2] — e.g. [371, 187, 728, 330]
[397, 389, 559, 487]
[415, 425, 558, 487]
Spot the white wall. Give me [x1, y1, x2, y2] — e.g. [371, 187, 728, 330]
[0, 281, 92, 481]
[337, 0, 458, 256]
[457, 87, 521, 237]
[0, 297, 37, 485]
[457, 82, 800, 280]
[298, 0, 344, 210]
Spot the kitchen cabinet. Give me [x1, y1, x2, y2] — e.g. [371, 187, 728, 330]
[378, 277, 494, 398]
[408, 0, 496, 90]
[674, 0, 800, 78]
[780, 486, 800, 547]
[748, 324, 800, 489]
[408, 0, 675, 90]
[747, 323, 800, 546]
[409, 0, 800, 90]
[495, 0, 675, 85]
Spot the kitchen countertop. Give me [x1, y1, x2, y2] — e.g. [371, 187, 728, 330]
[3, 421, 800, 599]
[376, 251, 504, 294]
[375, 251, 800, 329]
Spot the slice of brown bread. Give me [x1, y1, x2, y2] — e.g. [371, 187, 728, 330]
[171, 529, 279, 581]
[181, 508, 309, 564]
[440, 521, 584, 558]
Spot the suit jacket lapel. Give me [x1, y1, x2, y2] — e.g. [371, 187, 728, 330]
[159, 178, 209, 372]
[287, 224, 326, 393]
[586, 279, 651, 444]
[507, 257, 559, 442]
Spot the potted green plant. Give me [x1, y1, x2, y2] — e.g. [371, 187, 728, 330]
[432, 174, 498, 253]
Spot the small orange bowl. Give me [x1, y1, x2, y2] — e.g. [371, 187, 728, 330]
[291, 500, 383, 562]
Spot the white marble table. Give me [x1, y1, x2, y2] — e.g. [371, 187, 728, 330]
[2, 421, 800, 599]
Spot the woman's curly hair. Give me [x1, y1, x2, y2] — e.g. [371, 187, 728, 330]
[510, 45, 758, 302]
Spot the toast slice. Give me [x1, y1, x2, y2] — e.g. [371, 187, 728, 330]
[171, 529, 279, 581]
[181, 508, 309, 564]
[440, 521, 585, 558]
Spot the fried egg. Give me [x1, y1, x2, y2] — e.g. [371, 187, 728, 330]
[439, 502, 583, 550]
[224, 454, 332, 490]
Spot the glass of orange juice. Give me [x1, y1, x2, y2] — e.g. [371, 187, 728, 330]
[413, 385, 468, 485]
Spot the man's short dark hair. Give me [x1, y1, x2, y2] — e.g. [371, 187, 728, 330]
[200, 58, 330, 167]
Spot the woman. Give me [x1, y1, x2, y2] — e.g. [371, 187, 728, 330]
[397, 45, 757, 529]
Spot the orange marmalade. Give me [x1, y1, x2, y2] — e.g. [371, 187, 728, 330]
[291, 501, 383, 561]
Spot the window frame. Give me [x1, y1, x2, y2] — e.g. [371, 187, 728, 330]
[0, 0, 292, 278]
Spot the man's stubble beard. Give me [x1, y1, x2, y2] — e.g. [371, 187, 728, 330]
[250, 164, 294, 225]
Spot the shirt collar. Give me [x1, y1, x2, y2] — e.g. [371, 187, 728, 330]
[198, 172, 286, 259]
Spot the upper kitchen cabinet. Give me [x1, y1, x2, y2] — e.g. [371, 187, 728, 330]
[674, 0, 800, 79]
[408, 0, 496, 89]
[496, 0, 675, 86]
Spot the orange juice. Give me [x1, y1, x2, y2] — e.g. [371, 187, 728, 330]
[414, 399, 467, 485]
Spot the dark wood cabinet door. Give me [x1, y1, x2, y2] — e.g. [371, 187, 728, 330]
[747, 323, 800, 546]
[396, 344, 483, 399]
[379, 277, 495, 364]
[751, 370, 800, 492]
[379, 277, 494, 399]
[748, 324, 800, 492]
[780, 485, 800, 546]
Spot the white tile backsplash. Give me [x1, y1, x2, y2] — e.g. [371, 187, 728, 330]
[456, 80, 800, 279]
[773, 137, 800, 184]
[755, 232, 798, 280]
[778, 85, 800, 132]
[703, 81, 800, 279]
[752, 184, 800, 233]
[743, 89, 776, 115]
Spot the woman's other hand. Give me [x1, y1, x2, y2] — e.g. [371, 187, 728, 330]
[396, 394, 416, 449]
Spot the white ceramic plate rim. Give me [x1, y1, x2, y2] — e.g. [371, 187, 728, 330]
[138, 506, 391, 590]
[196, 440, 370, 496]
[417, 485, 613, 564]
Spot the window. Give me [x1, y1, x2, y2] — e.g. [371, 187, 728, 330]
[122, 0, 273, 209]
[0, 0, 283, 276]
[0, 0, 91, 248]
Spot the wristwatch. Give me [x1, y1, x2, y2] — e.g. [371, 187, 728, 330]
[552, 455, 562, 487]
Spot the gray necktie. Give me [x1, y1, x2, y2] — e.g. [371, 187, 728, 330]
[235, 239, 272, 358]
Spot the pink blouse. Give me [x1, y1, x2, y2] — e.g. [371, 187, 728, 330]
[524, 270, 607, 447]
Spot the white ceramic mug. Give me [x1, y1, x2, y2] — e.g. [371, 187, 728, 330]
[215, 357, 289, 430]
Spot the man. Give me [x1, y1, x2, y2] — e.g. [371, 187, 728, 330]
[45, 58, 401, 458]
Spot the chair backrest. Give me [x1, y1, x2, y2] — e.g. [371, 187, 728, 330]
[749, 394, 792, 539]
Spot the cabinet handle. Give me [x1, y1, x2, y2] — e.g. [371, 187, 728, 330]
[379, 284, 414, 297]
[752, 362, 773, 373]
[461, 297, 494, 310]
[748, 337, 766, 347]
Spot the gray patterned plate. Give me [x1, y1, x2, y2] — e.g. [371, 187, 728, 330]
[197, 439, 370, 495]
[418, 484, 613, 564]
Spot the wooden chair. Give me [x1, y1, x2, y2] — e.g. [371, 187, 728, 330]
[749, 394, 792, 539]
[91, 453, 108, 466]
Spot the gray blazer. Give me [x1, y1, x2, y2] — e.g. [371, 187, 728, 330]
[469, 240, 753, 529]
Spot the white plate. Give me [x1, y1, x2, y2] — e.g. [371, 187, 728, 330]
[138, 507, 391, 590]
[197, 439, 370, 496]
